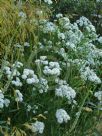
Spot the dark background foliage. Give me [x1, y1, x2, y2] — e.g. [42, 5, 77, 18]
[51, 0, 102, 34]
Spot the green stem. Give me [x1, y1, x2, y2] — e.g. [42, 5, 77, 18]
[69, 89, 90, 134]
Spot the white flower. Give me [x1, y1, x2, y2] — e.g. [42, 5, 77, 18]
[4, 66, 11, 73]
[49, 62, 59, 68]
[35, 59, 41, 64]
[12, 77, 22, 87]
[13, 61, 23, 68]
[96, 0, 102, 2]
[0, 90, 10, 108]
[33, 110, 36, 113]
[0, 91, 4, 99]
[36, 10, 43, 16]
[19, 11, 26, 18]
[43, 62, 61, 76]
[51, 68, 60, 75]
[4, 99, 10, 107]
[27, 105, 32, 112]
[42, 60, 49, 65]
[24, 69, 34, 75]
[43, 67, 60, 76]
[22, 69, 30, 76]
[4, 64, 21, 79]
[15, 90, 23, 102]
[39, 89, 44, 94]
[94, 91, 102, 101]
[56, 13, 63, 18]
[66, 42, 76, 50]
[22, 74, 27, 79]
[24, 42, 30, 47]
[0, 90, 4, 108]
[59, 48, 65, 54]
[58, 33, 65, 40]
[22, 69, 39, 84]
[76, 16, 96, 32]
[76, 16, 91, 27]
[14, 43, 22, 48]
[31, 121, 45, 134]
[35, 57, 48, 65]
[36, 56, 49, 65]
[44, 0, 53, 5]
[56, 109, 70, 124]
[12, 69, 20, 77]
[39, 78, 49, 93]
[4, 66, 12, 78]
[40, 56, 47, 60]
[55, 84, 76, 101]
[59, 17, 70, 29]
[26, 78, 35, 84]
[80, 67, 101, 84]
[0, 99, 4, 108]
[43, 22, 57, 33]
[98, 36, 102, 43]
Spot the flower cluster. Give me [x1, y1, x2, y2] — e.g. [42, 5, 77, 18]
[0, 11, 102, 135]
[43, 62, 61, 76]
[0, 90, 10, 108]
[56, 109, 70, 124]
[42, 22, 57, 33]
[94, 91, 102, 101]
[35, 56, 48, 65]
[22, 69, 39, 84]
[18, 11, 27, 25]
[44, 0, 53, 5]
[55, 79, 76, 101]
[12, 77, 22, 87]
[15, 90, 23, 102]
[76, 16, 96, 32]
[80, 67, 101, 84]
[31, 121, 45, 134]
[4, 61, 23, 76]
[38, 78, 49, 93]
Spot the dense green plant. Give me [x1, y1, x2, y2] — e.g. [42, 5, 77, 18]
[0, 0, 102, 136]
[52, 0, 102, 34]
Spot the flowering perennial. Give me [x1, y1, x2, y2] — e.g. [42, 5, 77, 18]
[0, 7, 102, 135]
[56, 109, 70, 124]
[31, 121, 45, 134]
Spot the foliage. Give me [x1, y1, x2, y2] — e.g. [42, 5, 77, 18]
[52, 0, 102, 34]
[0, 0, 102, 136]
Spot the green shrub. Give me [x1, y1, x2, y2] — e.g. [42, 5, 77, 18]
[52, 0, 102, 34]
[0, 0, 102, 136]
